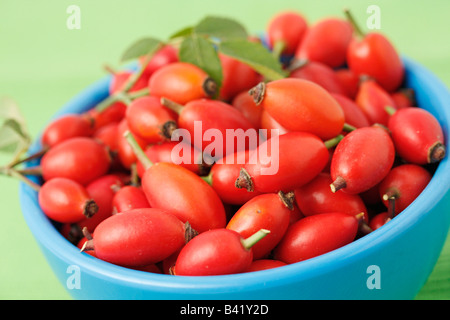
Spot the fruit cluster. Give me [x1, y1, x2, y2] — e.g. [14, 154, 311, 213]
[28, 10, 446, 276]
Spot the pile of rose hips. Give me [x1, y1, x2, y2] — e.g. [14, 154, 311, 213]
[31, 10, 445, 276]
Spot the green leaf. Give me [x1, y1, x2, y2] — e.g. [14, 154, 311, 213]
[0, 119, 30, 155]
[218, 39, 287, 81]
[179, 34, 223, 90]
[169, 26, 194, 39]
[120, 37, 163, 62]
[194, 16, 248, 41]
[0, 97, 27, 129]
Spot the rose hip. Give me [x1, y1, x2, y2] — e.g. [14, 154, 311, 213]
[173, 228, 270, 276]
[112, 185, 151, 213]
[125, 95, 178, 144]
[274, 212, 362, 264]
[38, 177, 98, 223]
[236, 131, 337, 193]
[41, 137, 111, 185]
[41, 114, 93, 148]
[148, 62, 216, 105]
[226, 192, 293, 259]
[295, 172, 368, 222]
[249, 78, 345, 140]
[387, 107, 446, 165]
[81, 208, 191, 267]
[330, 126, 395, 194]
[266, 11, 308, 56]
[379, 164, 432, 213]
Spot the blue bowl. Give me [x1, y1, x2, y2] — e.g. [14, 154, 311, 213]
[19, 57, 450, 300]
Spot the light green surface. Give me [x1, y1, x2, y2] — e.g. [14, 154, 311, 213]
[1, 0, 449, 300]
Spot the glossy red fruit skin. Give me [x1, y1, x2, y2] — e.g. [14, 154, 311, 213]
[139, 45, 178, 77]
[239, 131, 330, 193]
[387, 107, 445, 165]
[148, 62, 213, 105]
[175, 99, 257, 158]
[255, 78, 345, 140]
[259, 110, 290, 140]
[125, 96, 178, 144]
[295, 173, 368, 222]
[41, 114, 93, 148]
[390, 89, 415, 109]
[355, 80, 397, 126]
[91, 208, 186, 267]
[330, 126, 395, 194]
[84, 102, 126, 131]
[174, 228, 253, 276]
[266, 11, 308, 56]
[331, 93, 370, 129]
[232, 91, 263, 129]
[92, 122, 119, 154]
[274, 212, 359, 264]
[289, 61, 347, 95]
[38, 177, 97, 223]
[79, 174, 124, 233]
[295, 18, 353, 68]
[334, 68, 360, 99]
[136, 141, 205, 177]
[41, 137, 111, 186]
[208, 150, 262, 205]
[226, 193, 292, 259]
[112, 185, 151, 213]
[369, 212, 390, 230]
[379, 164, 432, 213]
[347, 32, 404, 92]
[245, 259, 287, 272]
[141, 162, 227, 233]
[218, 53, 261, 102]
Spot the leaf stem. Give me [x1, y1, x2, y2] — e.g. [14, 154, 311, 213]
[324, 134, 344, 149]
[241, 229, 270, 251]
[123, 130, 153, 170]
[343, 8, 366, 38]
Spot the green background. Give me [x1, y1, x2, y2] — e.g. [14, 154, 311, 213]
[1, 0, 449, 300]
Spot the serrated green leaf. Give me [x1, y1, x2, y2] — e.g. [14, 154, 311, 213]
[218, 39, 287, 81]
[120, 37, 163, 62]
[194, 16, 248, 41]
[179, 34, 223, 90]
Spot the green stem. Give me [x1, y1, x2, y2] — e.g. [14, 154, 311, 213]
[95, 44, 162, 113]
[272, 40, 286, 60]
[342, 123, 357, 132]
[385, 105, 397, 116]
[240, 229, 270, 251]
[160, 97, 184, 115]
[0, 167, 41, 191]
[200, 171, 213, 185]
[343, 8, 366, 38]
[324, 134, 344, 149]
[123, 130, 153, 170]
[8, 145, 49, 168]
[128, 88, 150, 100]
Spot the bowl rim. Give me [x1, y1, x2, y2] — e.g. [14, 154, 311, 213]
[19, 56, 450, 293]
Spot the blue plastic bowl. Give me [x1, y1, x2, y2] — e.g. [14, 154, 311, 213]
[19, 57, 450, 300]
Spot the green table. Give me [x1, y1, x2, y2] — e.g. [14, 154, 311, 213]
[1, 0, 449, 300]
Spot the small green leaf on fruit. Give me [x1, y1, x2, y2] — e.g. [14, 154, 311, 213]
[179, 34, 223, 90]
[219, 39, 287, 81]
[169, 26, 194, 39]
[194, 16, 248, 41]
